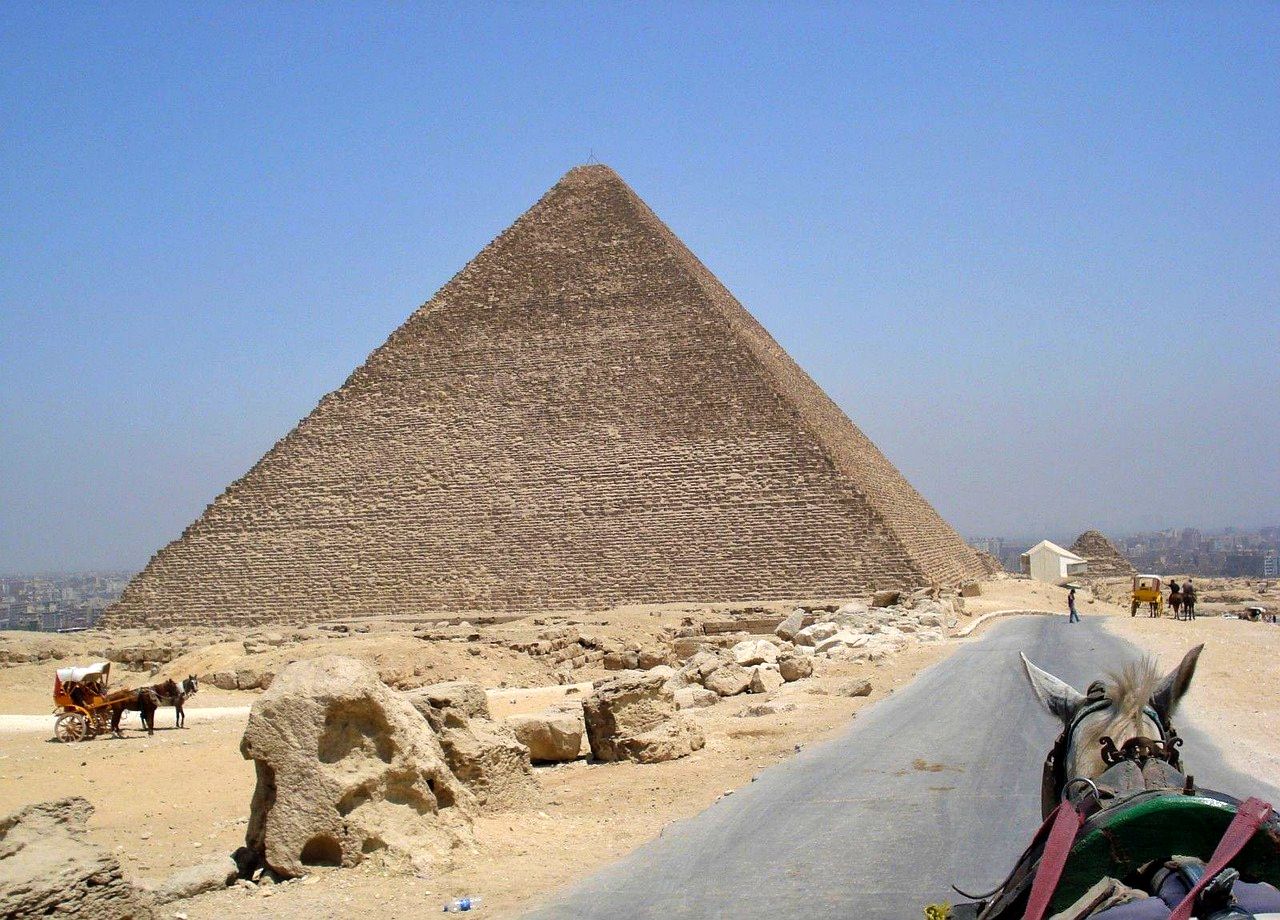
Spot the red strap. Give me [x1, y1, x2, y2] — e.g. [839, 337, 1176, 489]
[1023, 802, 1086, 920]
[1168, 797, 1273, 920]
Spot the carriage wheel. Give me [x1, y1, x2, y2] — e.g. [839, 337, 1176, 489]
[54, 712, 89, 743]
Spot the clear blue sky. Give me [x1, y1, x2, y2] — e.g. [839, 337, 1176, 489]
[2, 3, 1277, 572]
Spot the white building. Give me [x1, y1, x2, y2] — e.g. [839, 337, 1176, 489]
[1020, 540, 1088, 585]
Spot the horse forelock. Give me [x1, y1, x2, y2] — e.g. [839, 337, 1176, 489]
[1064, 658, 1163, 780]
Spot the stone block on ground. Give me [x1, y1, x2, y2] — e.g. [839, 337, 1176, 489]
[794, 622, 839, 647]
[748, 665, 784, 694]
[0, 797, 155, 919]
[239, 656, 474, 879]
[774, 608, 806, 642]
[815, 633, 870, 655]
[582, 672, 704, 763]
[777, 654, 814, 682]
[154, 856, 239, 903]
[438, 718, 540, 810]
[505, 711, 585, 762]
[838, 679, 873, 697]
[731, 639, 778, 667]
[407, 680, 491, 720]
[871, 590, 902, 608]
[703, 663, 753, 697]
[673, 687, 719, 710]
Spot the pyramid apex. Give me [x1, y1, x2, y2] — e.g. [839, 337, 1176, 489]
[559, 162, 626, 186]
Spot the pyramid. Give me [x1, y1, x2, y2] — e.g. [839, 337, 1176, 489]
[1069, 530, 1136, 579]
[104, 165, 987, 628]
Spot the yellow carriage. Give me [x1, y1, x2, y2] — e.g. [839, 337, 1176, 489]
[52, 661, 117, 742]
[1129, 574, 1164, 617]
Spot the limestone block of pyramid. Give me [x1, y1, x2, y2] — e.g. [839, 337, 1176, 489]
[1069, 530, 1137, 579]
[104, 165, 987, 628]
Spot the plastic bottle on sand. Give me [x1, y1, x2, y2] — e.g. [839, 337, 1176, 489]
[444, 896, 482, 912]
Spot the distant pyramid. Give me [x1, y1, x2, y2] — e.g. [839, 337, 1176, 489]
[105, 165, 987, 628]
[1069, 530, 1136, 579]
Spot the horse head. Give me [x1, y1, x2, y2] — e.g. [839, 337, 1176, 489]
[183, 675, 199, 696]
[1021, 645, 1202, 813]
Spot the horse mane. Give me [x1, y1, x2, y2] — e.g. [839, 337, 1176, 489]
[1072, 658, 1162, 761]
[1105, 658, 1161, 722]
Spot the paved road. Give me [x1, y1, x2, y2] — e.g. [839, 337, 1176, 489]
[527, 615, 1280, 920]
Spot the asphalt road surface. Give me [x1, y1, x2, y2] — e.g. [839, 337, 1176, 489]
[526, 615, 1280, 920]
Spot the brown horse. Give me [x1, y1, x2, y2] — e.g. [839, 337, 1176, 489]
[148, 676, 199, 728]
[1169, 589, 1183, 620]
[107, 687, 160, 736]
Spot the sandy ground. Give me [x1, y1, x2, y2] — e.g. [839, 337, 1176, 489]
[0, 643, 956, 918]
[1103, 613, 1280, 789]
[0, 578, 1162, 918]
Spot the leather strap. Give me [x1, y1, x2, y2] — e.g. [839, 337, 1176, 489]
[1168, 797, 1273, 920]
[1022, 801, 1085, 920]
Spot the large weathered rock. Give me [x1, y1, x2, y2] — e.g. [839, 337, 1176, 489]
[408, 680, 491, 720]
[703, 663, 753, 697]
[777, 653, 813, 682]
[153, 856, 238, 904]
[437, 719, 539, 810]
[506, 710, 585, 762]
[239, 656, 474, 878]
[731, 639, 778, 667]
[582, 672, 705, 763]
[774, 608, 806, 641]
[0, 797, 155, 919]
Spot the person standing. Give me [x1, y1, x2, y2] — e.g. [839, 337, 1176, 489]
[1068, 586, 1080, 623]
[1183, 579, 1196, 620]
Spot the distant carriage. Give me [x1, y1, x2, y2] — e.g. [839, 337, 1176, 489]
[1130, 574, 1164, 617]
[52, 662, 158, 741]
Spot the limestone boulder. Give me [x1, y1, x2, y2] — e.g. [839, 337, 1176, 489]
[794, 622, 839, 647]
[437, 718, 539, 810]
[208, 671, 239, 691]
[871, 590, 901, 608]
[673, 687, 719, 710]
[748, 665, 784, 694]
[838, 679, 873, 697]
[731, 639, 778, 667]
[506, 710, 585, 762]
[583, 672, 705, 763]
[835, 600, 870, 617]
[777, 654, 813, 682]
[774, 607, 806, 642]
[0, 797, 155, 919]
[703, 663, 753, 697]
[815, 633, 869, 655]
[684, 650, 728, 682]
[408, 680, 491, 720]
[239, 656, 474, 878]
[154, 856, 239, 903]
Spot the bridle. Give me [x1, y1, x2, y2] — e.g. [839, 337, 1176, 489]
[1042, 684, 1183, 815]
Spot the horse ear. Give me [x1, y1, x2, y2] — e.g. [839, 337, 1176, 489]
[1151, 644, 1203, 722]
[1021, 653, 1087, 723]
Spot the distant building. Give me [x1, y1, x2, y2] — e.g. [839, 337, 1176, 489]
[1020, 540, 1089, 585]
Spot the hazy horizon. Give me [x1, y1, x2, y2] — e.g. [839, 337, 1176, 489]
[3, 5, 1277, 572]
